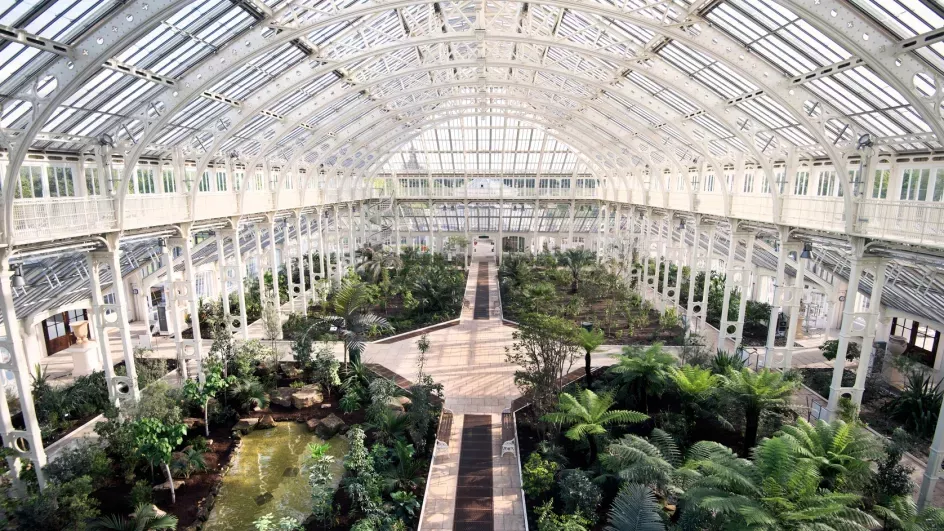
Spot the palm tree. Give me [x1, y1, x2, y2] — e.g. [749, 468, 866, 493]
[367, 408, 410, 446]
[89, 503, 178, 530]
[609, 343, 676, 412]
[874, 496, 944, 531]
[320, 279, 391, 365]
[721, 367, 799, 455]
[542, 389, 647, 463]
[356, 244, 402, 282]
[604, 483, 666, 531]
[577, 327, 605, 386]
[683, 437, 878, 530]
[382, 440, 427, 494]
[776, 418, 882, 492]
[558, 248, 595, 293]
[603, 429, 681, 497]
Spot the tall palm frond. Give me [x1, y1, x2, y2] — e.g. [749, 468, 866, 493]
[558, 248, 595, 293]
[603, 429, 680, 496]
[604, 483, 667, 531]
[356, 245, 402, 282]
[721, 368, 800, 454]
[609, 343, 676, 411]
[89, 503, 178, 531]
[321, 279, 391, 364]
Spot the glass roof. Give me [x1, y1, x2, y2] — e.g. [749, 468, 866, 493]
[0, 0, 942, 169]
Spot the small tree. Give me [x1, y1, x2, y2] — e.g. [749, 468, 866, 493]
[261, 299, 282, 354]
[576, 327, 604, 387]
[505, 313, 581, 420]
[133, 418, 187, 504]
[819, 339, 862, 361]
[308, 442, 337, 523]
[182, 362, 233, 436]
[415, 334, 431, 382]
[311, 343, 341, 398]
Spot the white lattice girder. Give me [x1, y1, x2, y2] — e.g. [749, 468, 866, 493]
[7, 0, 937, 241]
[100, 0, 852, 228]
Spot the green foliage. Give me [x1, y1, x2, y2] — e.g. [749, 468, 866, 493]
[133, 418, 186, 467]
[4, 475, 100, 531]
[382, 440, 426, 495]
[884, 371, 943, 438]
[602, 429, 681, 498]
[311, 343, 341, 396]
[182, 362, 234, 436]
[604, 484, 666, 531]
[775, 418, 881, 492]
[534, 500, 591, 531]
[130, 380, 183, 425]
[389, 490, 420, 521]
[609, 343, 676, 412]
[558, 248, 596, 293]
[31, 366, 111, 436]
[343, 426, 384, 517]
[721, 367, 800, 455]
[872, 495, 944, 531]
[131, 352, 169, 389]
[129, 480, 153, 507]
[367, 408, 410, 446]
[709, 349, 746, 375]
[542, 389, 648, 462]
[94, 411, 140, 483]
[559, 469, 602, 522]
[523, 452, 559, 498]
[308, 442, 337, 523]
[320, 278, 392, 364]
[820, 339, 862, 361]
[226, 376, 269, 413]
[252, 513, 302, 531]
[683, 437, 878, 530]
[506, 313, 581, 419]
[870, 429, 916, 505]
[88, 503, 178, 531]
[170, 447, 207, 479]
[43, 441, 111, 485]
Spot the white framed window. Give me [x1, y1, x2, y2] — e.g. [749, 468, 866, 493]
[794, 171, 809, 195]
[216, 171, 227, 192]
[743, 172, 754, 193]
[872, 169, 889, 199]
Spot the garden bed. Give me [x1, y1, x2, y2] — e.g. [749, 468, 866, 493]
[798, 367, 932, 460]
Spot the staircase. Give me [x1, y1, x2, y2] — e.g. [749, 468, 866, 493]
[367, 196, 395, 247]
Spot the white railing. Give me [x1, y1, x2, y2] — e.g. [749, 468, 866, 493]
[13, 196, 118, 242]
[242, 192, 274, 214]
[123, 194, 189, 230]
[780, 196, 845, 232]
[193, 192, 239, 220]
[856, 199, 944, 247]
[730, 195, 774, 223]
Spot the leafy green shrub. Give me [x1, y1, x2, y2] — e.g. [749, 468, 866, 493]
[710, 349, 746, 375]
[523, 453, 558, 498]
[819, 339, 861, 361]
[132, 353, 169, 389]
[558, 469, 601, 522]
[869, 429, 915, 504]
[129, 479, 153, 507]
[534, 500, 590, 531]
[3, 475, 99, 531]
[43, 441, 111, 485]
[884, 371, 943, 437]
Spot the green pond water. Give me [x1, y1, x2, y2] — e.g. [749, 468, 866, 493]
[202, 422, 349, 531]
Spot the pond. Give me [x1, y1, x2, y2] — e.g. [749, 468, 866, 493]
[202, 422, 349, 530]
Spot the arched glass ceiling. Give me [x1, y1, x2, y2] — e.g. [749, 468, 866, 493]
[0, 0, 942, 182]
[382, 115, 586, 175]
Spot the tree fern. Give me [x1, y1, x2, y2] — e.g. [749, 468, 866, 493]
[604, 483, 666, 531]
[543, 389, 647, 462]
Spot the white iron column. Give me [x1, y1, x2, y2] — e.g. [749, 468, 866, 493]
[334, 206, 343, 284]
[395, 201, 403, 257]
[427, 200, 435, 254]
[294, 212, 309, 313]
[160, 240, 186, 379]
[215, 233, 232, 337]
[764, 227, 790, 367]
[348, 203, 356, 263]
[697, 227, 715, 330]
[0, 263, 47, 489]
[171, 236, 205, 383]
[567, 200, 576, 249]
[684, 220, 701, 328]
[283, 220, 296, 313]
[852, 260, 887, 404]
[825, 251, 866, 420]
[783, 246, 805, 369]
[305, 215, 315, 291]
[532, 199, 539, 254]
[87, 253, 121, 401]
[718, 230, 756, 352]
[664, 216, 683, 309]
[651, 214, 665, 304]
[96, 248, 141, 399]
[266, 220, 284, 339]
[498, 200, 504, 265]
[638, 210, 651, 297]
[253, 226, 267, 306]
[222, 229, 250, 340]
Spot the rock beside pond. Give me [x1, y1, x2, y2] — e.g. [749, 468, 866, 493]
[314, 413, 346, 439]
[279, 362, 302, 378]
[305, 418, 320, 432]
[154, 479, 184, 491]
[258, 414, 276, 429]
[270, 388, 294, 408]
[183, 417, 204, 430]
[234, 418, 259, 433]
[291, 384, 324, 409]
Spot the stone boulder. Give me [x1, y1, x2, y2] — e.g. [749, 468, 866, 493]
[183, 417, 205, 430]
[234, 418, 259, 434]
[291, 384, 324, 409]
[314, 413, 346, 439]
[270, 388, 294, 408]
[258, 414, 276, 429]
[154, 479, 184, 491]
[305, 418, 321, 432]
[279, 362, 302, 379]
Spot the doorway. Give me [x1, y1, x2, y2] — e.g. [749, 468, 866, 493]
[42, 309, 89, 356]
[472, 236, 495, 258]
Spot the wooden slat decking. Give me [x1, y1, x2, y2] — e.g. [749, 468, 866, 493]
[453, 414, 494, 530]
[473, 262, 490, 320]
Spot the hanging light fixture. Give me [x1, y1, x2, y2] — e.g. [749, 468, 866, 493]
[678, 218, 686, 231]
[158, 238, 168, 254]
[800, 242, 813, 259]
[10, 265, 25, 288]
